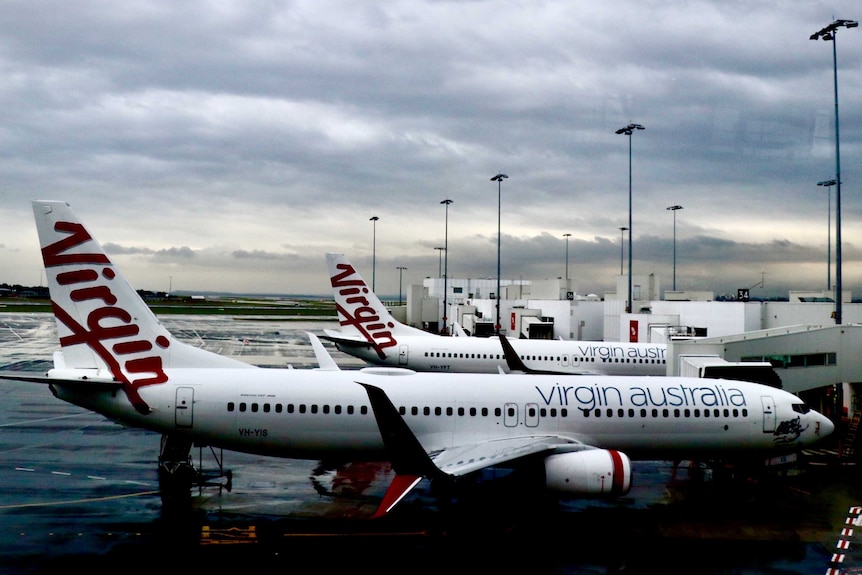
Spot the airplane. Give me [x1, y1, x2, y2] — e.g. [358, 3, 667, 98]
[321, 252, 668, 375]
[0, 200, 834, 518]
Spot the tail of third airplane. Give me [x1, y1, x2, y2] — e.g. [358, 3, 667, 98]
[32, 200, 254, 413]
[324, 252, 432, 361]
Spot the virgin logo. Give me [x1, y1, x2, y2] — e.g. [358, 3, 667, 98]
[42, 221, 168, 414]
[330, 262, 397, 360]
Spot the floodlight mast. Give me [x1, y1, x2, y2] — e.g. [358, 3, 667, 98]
[490, 173, 508, 334]
[810, 18, 857, 324]
[614, 123, 645, 314]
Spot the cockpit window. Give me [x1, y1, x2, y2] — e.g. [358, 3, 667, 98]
[792, 403, 810, 415]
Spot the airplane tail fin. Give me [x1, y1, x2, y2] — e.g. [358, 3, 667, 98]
[32, 201, 253, 412]
[325, 253, 430, 358]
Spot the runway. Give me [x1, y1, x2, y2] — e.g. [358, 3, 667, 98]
[1, 313, 861, 574]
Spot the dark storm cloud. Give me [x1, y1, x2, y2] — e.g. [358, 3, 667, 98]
[0, 1, 859, 298]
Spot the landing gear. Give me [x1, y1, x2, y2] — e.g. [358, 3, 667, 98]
[158, 434, 232, 506]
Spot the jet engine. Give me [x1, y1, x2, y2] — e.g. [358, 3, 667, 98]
[544, 449, 632, 496]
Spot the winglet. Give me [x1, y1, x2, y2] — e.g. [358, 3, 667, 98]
[306, 332, 341, 370]
[497, 334, 534, 373]
[498, 334, 594, 376]
[451, 321, 468, 337]
[357, 381, 448, 516]
[372, 474, 423, 518]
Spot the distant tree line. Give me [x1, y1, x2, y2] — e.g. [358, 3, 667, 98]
[0, 284, 182, 303]
[0, 283, 49, 299]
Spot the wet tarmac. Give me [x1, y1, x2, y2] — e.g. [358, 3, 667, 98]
[1, 313, 861, 574]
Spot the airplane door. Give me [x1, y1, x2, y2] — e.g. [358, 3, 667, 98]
[398, 344, 409, 366]
[504, 403, 518, 427]
[175, 387, 194, 428]
[525, 403, 540, 427]
[761, 396, 775, 433]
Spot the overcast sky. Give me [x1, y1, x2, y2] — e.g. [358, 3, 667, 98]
[1, 1, 861, 300]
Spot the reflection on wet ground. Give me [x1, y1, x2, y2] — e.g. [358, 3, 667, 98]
[1, 313, 860, 574]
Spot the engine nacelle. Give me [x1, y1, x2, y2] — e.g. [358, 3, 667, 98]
[544, 449, 632, 496]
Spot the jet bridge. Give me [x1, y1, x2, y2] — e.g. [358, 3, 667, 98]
[678, 355, 782, 388]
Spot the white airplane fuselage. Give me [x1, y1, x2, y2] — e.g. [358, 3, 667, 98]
[53, 367, 828, 462]
[331, 336, 668, 376]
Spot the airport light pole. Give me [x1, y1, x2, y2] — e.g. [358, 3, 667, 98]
[618, 226, 628, 276]
[666, 205, 683, 291]
[434, 246, 445, 278]
[490, 173, 508, 334]
[434, 246, 446, 278]
[811, 18, 857, 324]
[563, 233, 571, 280]
[616, 124, 645, 313]
[441, 199, 453, 335]
[818, 179, 836, 291]
[615, 123, 644, 313]
[396, 266, 407, 305]
[370, 216, 379, 291]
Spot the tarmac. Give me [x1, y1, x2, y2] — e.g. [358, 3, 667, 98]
[1, 313, 861, 574]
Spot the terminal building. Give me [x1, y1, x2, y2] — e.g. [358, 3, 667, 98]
[396, 272, 858, 441]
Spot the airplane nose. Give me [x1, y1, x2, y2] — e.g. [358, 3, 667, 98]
[817, 412, 835, 438]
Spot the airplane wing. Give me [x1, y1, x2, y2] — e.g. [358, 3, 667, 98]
[428, 435, 583, 476]
[451, 322, 468, 337]
[357, 380, 588, 517]
[498, 334, 602, 375]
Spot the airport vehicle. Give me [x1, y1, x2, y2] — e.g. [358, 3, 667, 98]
[322, 252, 668, 375]
[1, 201, 834, 517]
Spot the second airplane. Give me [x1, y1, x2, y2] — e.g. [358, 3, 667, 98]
[322, 253, 668, 376]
